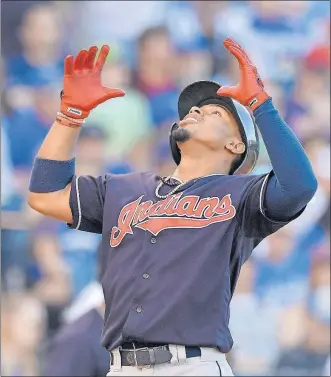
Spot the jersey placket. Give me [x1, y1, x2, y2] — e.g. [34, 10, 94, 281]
[122, 231, 158, 336]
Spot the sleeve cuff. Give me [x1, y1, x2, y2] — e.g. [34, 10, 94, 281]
[67, 176, 82, 230]
[259, 170, 306, 224]
[252, 98, 275, 118]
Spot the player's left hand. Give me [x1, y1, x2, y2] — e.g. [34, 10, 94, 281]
[217, 38, 270, 111]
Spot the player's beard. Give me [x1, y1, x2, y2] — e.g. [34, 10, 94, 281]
[172, 127, 191, 143]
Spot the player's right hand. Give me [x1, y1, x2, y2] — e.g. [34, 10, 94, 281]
[216, 38, 269, 112]
[61, 45, 125, 119]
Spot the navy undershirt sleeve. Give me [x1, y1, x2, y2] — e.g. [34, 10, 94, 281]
[253, 99, 318, 221]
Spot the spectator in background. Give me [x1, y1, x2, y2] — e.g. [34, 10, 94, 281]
[4, 2, 64, 110]
[135, 26, 179, 129]
[2, 70, 61, 297]
[73, 1, 169, 65]
[1, 60, 17, 209]
[165, 1, 223, 88]
[287, 136, 331, 239]
[1, 0, 42, 58]
[14, 2, 63, 84]
[1, 118, 36, 292]
[215, 1, 323, 83]
[285, 57, 330, 141]
[6, 81, 61, 173]
[284, 17, 330, 140]
[75, 126, 113, 176]
[192, 1, 229, 46]
[230, 260, 280, 376]
[254, 226, 311, 311]
[2, 93, 47, 294]
[166, 1, 210, 54]
[134, 26, 182, 167]
[273, 250, 330, 376]
[1, 293, 47, 376]
[166, 1, 231, 74]
[252, 225, 317, 355]
[175, 45, 213, 89]
[1, 122, 15, 207]
[87, 46, 153, 171]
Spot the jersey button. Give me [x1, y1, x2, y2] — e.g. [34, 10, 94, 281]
[142, 273, 150, 279]
[151, 238, 156, 244]
[136, 306, 143, 313]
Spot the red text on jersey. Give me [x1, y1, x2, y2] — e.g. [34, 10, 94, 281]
[110, 193, 236, 247]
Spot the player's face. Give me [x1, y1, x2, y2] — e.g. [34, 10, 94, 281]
[174, 104, 245, 156]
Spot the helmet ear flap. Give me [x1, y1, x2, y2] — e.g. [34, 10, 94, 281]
[169, 122, 181, 165]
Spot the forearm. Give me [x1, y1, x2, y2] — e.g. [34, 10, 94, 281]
[37, 120, 81, 160]
[27, 44, 123, 224]
[28, 119, 79, 223]
[253, 99, 317, 219]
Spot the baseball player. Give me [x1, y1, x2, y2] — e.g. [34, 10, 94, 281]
[28, 38, 317, 376]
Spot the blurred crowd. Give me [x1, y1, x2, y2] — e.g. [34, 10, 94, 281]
[1, 1, 330, 376]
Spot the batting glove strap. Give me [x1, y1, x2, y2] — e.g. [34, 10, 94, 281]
[56, 112, 85, 128]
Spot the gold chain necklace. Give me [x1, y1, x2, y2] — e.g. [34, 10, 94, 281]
[155, 176, 186, 199]
[155, 174, 224, 199]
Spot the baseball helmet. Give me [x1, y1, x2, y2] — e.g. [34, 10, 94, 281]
[169, 81, 259, 175]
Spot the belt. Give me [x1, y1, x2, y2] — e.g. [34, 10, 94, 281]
[112, 342, 201, 367]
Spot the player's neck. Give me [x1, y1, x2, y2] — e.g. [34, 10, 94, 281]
[172, 154, 231, 183]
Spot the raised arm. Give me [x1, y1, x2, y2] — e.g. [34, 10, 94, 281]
[217, 38, 317, 221]
[27, 45, 125, 224]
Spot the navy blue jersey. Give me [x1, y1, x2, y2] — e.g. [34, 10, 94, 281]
[69, 171, 291, 353]
[44, 308, 109, 377]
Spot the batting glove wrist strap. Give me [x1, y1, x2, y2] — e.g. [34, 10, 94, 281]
[56, 112, 84, 128]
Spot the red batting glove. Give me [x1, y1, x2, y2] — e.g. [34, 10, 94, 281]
[60, 45, 125, 119]
[217, 38, 270, 112]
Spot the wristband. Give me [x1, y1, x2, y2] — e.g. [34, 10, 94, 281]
[56, 112, 84, 128]
[29, 157, 75, 193]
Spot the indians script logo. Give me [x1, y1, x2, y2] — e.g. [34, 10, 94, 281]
[110, 194, 236, 247]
